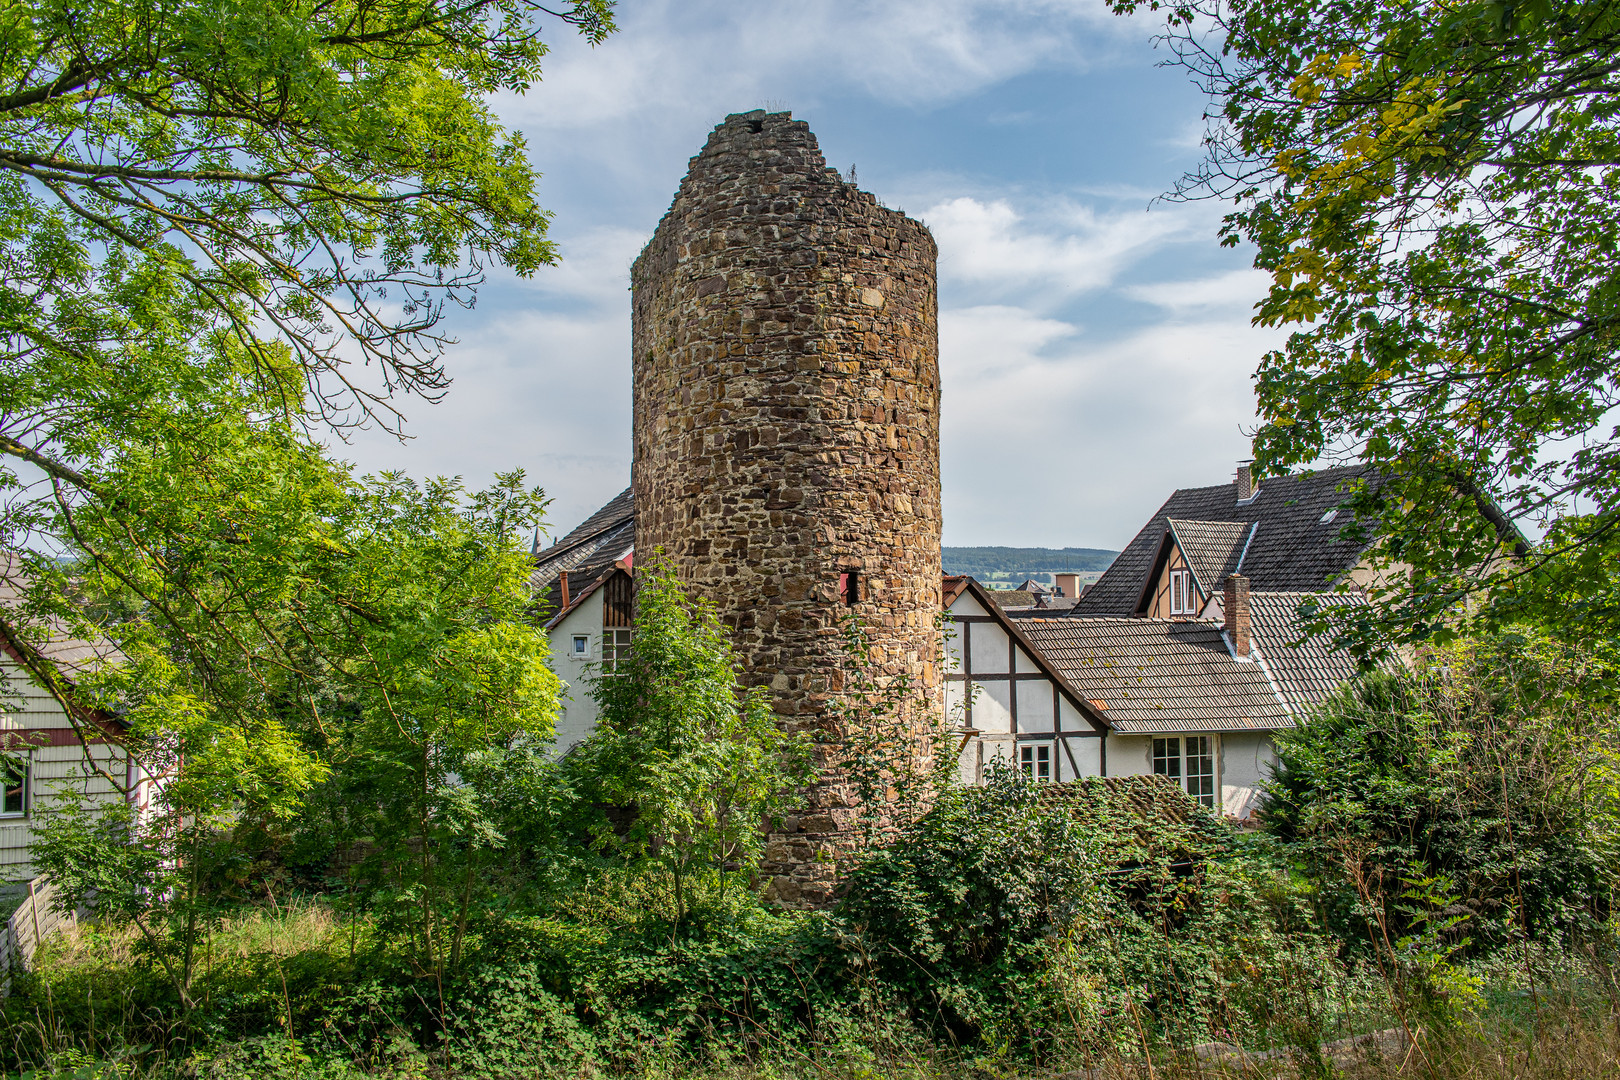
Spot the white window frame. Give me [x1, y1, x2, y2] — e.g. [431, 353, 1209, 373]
[0, 753, 29, 818]
[601, 628, 633, 675]
[1019, 741, 1054, 783]
[1169, 568, 1195, 615]
[571, 635, 590, 658]
[1152, 735, 1218, 808]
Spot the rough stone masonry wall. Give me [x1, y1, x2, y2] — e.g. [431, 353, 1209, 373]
[631, 111, 943, 907]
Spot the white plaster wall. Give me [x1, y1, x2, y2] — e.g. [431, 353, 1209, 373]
[1061, 735, 1103, 781]
[548, 601, 607, 756]
[968, 621, 1011, 674]
[1015, 680, 1053, 731]
[974, 680, 1012, 733]
[1219, 731, 1278, 820]
[1105, 733, 1154, 776]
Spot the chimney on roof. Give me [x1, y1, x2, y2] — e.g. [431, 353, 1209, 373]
[559, 570, 571, 610]
[1224, 573, 1251, 657]
[1236, 460, 1256, 502]
[1054, 572, 1080, 599]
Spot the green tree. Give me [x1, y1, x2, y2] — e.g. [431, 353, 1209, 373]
[35, 468, 561, 997]
[1263, 633, 1620, 952]
[1109, 0, 1620, 650]
[0, 0, 612, 759]
[565, 566, 812, 931]
[0, 0, 612, 919]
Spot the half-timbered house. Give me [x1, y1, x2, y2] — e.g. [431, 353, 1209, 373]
[0, 574, 158, 881]
[536, 468, 1378, 819]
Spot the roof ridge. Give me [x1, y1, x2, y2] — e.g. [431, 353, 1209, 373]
[536, 507, 634, 568]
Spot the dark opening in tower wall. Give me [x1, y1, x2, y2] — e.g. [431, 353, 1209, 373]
[839, 571, 860, 606]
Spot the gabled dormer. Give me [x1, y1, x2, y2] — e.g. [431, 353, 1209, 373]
[1134, 519, 1256, 618]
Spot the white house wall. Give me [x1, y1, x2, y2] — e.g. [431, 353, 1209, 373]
[1107, 730, 1278, 819]
[1218, 731, 1277, 820]
[548, 601, 608, 756]
[946, 591, 1106, 786]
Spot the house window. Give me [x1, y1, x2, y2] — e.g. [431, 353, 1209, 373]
[0, 756, 27, 817]
[1153, 735, 1217, 808]
[1169, 569, 1195, 615]
[601, 629, 633, 674]
[571, 635, 589, 658]
[1019, 742, 1053, 782]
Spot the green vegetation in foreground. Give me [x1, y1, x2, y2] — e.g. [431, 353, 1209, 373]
[941, 546, 1117, 577]
[7, 595, 1619, 1079]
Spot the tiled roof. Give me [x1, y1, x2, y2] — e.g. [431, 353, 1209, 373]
[1016, 616, 1291, 734]
[1038, 775, 1230, 849]
[1247, 591, 1368, 717]
[1076, 465, 1380, 615]
[1167, 519, 1253, 596]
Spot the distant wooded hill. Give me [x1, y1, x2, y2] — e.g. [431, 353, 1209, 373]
[942, 546, 1117, 577]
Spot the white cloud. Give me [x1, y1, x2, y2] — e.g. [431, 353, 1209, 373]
[335, 306, 633, 538]
[925, 195, 1200, 301]
[506, 0, 1124, 133]
[1123, 268, 1271, 317]
[939, 303, 1287, 548]
[329, 2, 1287, 549]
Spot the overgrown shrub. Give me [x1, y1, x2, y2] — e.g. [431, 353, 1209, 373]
[1264, 632, 1620, 953]
[838, 766, 1341, 1059]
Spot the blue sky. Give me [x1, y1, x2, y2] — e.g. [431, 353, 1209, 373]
[340, 1, 1289, 551]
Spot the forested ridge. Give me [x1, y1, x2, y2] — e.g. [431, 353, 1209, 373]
[942, 546, 1117, 576]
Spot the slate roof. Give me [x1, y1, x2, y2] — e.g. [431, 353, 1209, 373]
[547, 487, 634, 552]
[531, 489, 635, 623]
[1015, 616, 1291, 734]
[1076, 465, 1379, 615]
[1247, 591, 1368, 717]
[1166, 519, 1253, 596]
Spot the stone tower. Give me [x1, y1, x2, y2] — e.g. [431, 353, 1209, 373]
[631, 111, 942, 905]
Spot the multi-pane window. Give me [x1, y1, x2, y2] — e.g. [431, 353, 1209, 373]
[1169, 569, 1195, 615]
[1184, 736, 1215, 806]
[601, 629, 633, 675]
[1019, 742, 1053, 782]
[0, 756, 27, 817]
[1153, 735, 1217, 808]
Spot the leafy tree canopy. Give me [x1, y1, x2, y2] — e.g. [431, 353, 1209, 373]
[1110, 0, 1620, 649]
[0, 0, 611, 747]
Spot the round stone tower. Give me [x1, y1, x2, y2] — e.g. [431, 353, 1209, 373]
[631, 110, 942, 905]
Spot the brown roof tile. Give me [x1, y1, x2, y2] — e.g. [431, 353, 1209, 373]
[1166, 519, 1253, 596]
[1247, 590, 1369, 717]
[1015, 616, 1291, 733]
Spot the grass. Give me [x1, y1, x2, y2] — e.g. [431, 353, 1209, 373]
[34, 896, 348, 972]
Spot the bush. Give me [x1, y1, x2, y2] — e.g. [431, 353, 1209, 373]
[1263, 632, 1620, 953]
[838, 766, 1340, 1059]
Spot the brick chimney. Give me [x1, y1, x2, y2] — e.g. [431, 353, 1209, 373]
[1236, 460, 1256, 502]
[1224, 573, 1251, 657]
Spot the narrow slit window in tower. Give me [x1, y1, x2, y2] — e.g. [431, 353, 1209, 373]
[839, 571, 860, 606]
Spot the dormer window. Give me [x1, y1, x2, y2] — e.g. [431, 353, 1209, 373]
[1169, 568, 1195, 615]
